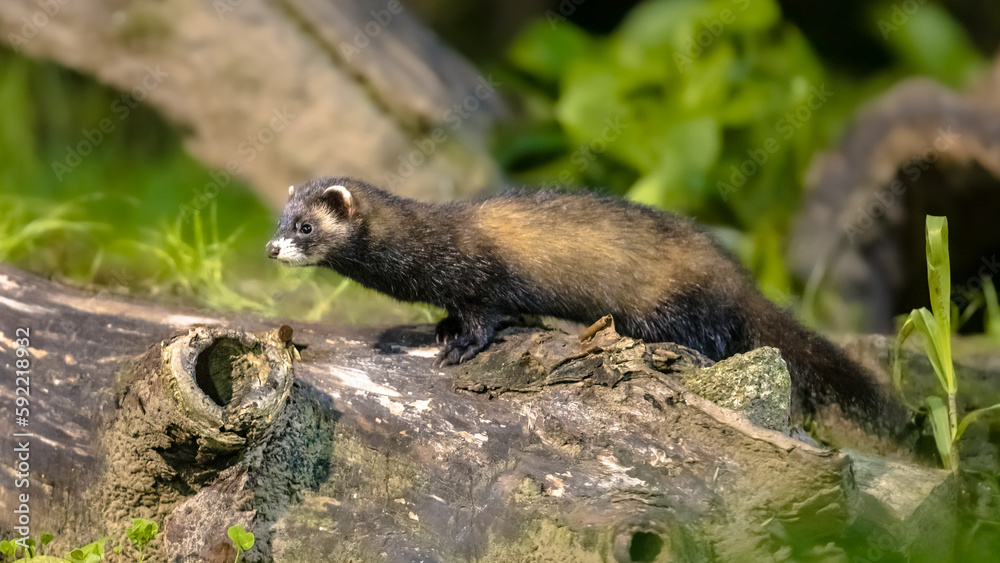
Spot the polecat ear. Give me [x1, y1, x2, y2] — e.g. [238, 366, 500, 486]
[322, 185, 354, 219]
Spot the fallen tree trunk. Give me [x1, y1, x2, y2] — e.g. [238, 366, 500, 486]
[0, 265, 953, 562]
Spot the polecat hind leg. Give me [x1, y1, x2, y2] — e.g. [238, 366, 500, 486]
[435, 312, 499, 366]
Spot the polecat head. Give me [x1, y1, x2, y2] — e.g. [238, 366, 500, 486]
[266, 177, 361, 266]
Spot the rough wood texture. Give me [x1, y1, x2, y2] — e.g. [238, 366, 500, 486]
[789, 58, 1000, 332]
[0, 0, 504, 207]
[0, 265, 953, 562]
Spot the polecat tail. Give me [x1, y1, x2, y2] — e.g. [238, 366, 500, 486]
[750, 297, 910, 438]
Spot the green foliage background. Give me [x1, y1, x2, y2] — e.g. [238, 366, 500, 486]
[493, 0, 984, 304]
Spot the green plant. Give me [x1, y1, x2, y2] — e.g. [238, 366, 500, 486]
[954, 276, 1000, 340]
[0, 195, 106, 263]
[21, 539, 36, 559]
[124, 519, 157, 563]
[982, 277, 1000, 340]
[894, 216, 1000, 470]
[0, 541, 13, 561]
[138, 203, 268, 313]
[226, 526, 255, 563]
[66, 538, 108, 563]
[38, 535, 52, 557]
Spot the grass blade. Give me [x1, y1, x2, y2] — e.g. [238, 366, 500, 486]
[983, 277, 1000, 340]
[925, 216, 951, 328]
[956, 402, 1000, 441]
[926, 395, 955, 470]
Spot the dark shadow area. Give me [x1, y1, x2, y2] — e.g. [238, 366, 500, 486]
[629, 531, 664, 563]
[375, 324, 438, 353]
[194, 337, 247, 406]
[892, 161, 1000, 332]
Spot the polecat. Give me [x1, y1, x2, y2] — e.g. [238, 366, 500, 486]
[266, 177, 905, 433]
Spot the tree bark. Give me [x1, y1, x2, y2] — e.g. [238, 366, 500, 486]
[0, 265, 953, 562]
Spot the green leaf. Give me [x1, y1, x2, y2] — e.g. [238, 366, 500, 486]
[618, 0, 707, 51]
[507, 20, 594, 82]
[926, 395, 954, 469]
[983, 277, 1000, 340]
[924, 216, 956, 393]
[39, 535, 53, 547]
[126, 518, 158, 548]
[65, 538, 109, 563]
[956, 402, 1000, 442]
[925, 216, 951, 330]
[896, 308, 951, 394]
[1, 541, 13, 556]
[877, 3, 984, 86]
[64, 538, 108, 561]
[227, 526, 255, 551]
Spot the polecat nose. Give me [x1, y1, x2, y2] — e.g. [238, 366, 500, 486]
[266, 242, 279, 259]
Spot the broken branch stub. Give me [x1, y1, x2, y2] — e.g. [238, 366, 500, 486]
[162, 326, 298, 450]
[98, 326, 298, 529]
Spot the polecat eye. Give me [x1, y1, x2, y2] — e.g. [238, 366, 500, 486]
[300, 224, 312, 234]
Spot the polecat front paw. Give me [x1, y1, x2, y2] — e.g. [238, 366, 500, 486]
[435, 335, 489, 366]
[435, 315, 463, 343]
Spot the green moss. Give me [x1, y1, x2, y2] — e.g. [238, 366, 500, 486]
[482, 520, 606, 563]
[272, 500, 380, 563]
[512, 476, 543, 504]
[319, 431, 418, 509]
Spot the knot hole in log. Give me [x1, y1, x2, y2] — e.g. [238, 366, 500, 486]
[95, 326, 304, 544]
[194, 337, 260, 407]
[629, 531, 665, 562]
[612, 512, 691, 563]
